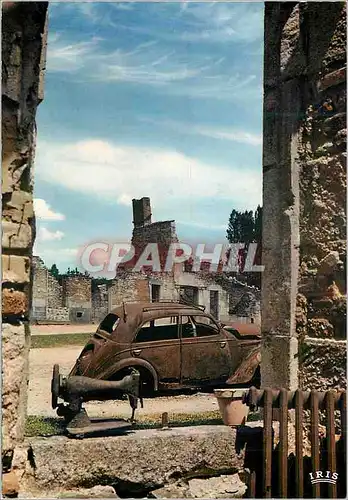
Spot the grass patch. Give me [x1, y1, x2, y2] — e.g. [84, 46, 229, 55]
[25, 411, 223, 437]
[26, 409, 263, 437]
[26, 416, 66, 436]
[31, 333, 91, 349]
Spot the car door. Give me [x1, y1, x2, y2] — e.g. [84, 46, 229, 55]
[131, 315, 181, 385]
[180, 314, 233, 386]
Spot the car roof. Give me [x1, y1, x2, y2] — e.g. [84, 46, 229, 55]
[100, 301, 214, 341]
[109, 301, 209, 318]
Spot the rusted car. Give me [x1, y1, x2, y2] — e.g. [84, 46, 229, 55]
[70, 302, 261, 395]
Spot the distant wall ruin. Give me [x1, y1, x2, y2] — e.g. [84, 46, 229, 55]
[32, 257, 93, 323]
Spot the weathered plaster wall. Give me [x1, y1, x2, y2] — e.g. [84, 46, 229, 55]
[2, 1, 48, 464]
[262, 2, 346, 390]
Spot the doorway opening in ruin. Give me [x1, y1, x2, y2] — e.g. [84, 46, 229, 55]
[209, 290, 219, 320]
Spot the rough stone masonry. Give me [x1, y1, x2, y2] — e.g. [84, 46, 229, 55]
[2, 1, 48, 466]
[262, 2, 346, 390]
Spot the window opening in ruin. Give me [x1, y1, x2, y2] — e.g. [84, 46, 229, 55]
[151, 284, 161, 302]
[135, 316, 179, 342]
[76, 311, 83, 318]
[180, 286, 199, 306]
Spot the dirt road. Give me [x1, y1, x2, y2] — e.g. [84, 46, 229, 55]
[31, 324, 96, 335]
[28, 347, 219, 418]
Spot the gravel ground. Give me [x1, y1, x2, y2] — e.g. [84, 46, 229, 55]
[28, 347, 219, 418]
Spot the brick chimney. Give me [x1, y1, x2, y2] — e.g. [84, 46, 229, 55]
[132, 197, 152, 228]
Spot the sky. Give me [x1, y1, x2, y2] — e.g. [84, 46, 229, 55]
[33, 1, 264, 273]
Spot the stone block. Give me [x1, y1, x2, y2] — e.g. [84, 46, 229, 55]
[261, 335, 298, 390]
[2, 470, 19, 497]
[307, 3, 346, 74]
[280, 4, 306, 80]
[317, 67, 346, 92]
[2, 323, 27, 455]
[300, 337, 347, 390]
[2, 190, 33, 223]
[2, 220, 32, 250]
[2, 255, 30, 284]
[2, 288, 28, 316]
[323, 113, 347, 138]
[187, 474, 247, 499]
[306, 318, 334, 338]
[28, 426, 244, 491]
[56, 485, 118, 498]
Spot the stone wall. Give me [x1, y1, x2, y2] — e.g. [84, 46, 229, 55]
[62, 276, 92, 323]
[46, 307, 70, 323]
[109, 272, 151, 308]
[262, 2, 346, 390]
[31, 257, 47, 320]
[32, 259, 95, 323]
[92, 283, 108, 323]
[2, 1, 48, 464]
[109, 269, 257, 324]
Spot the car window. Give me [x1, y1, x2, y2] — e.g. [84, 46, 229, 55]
[191, 315, 220, 337]
[180, 316, 197, 338]
[135, 316, 179, 342]
[98, 313, 120, 334]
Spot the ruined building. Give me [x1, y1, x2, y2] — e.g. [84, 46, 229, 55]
[32, 257, 92, 323]
[109, 197, 261, 324]
[31, 197, 261, 325]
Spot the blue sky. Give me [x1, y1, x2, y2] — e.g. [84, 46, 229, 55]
[33, 1, 264, 272]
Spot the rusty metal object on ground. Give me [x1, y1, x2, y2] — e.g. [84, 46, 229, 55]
[51, 364, 142, 438]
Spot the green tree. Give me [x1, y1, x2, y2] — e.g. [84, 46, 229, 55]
[226, 206, 263, 284]
[254, 205, 262, 243]
[226, 209, 242, 243]
[50, 264, 59, 279]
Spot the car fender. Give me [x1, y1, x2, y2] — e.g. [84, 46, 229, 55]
[100, 358, 159, 390]
[226, 348, 261, 385]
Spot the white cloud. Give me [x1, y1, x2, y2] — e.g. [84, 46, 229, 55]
[37, 227, 65, 242]
[46, 34, 101, 72]
[35, 139, 262, 218]
[34, 198, 65, 221]
[140, 118, 262, 146]
[117, 194, 133, 206]
[45, 30, 260, 102]
[180, 3, 264, 44]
